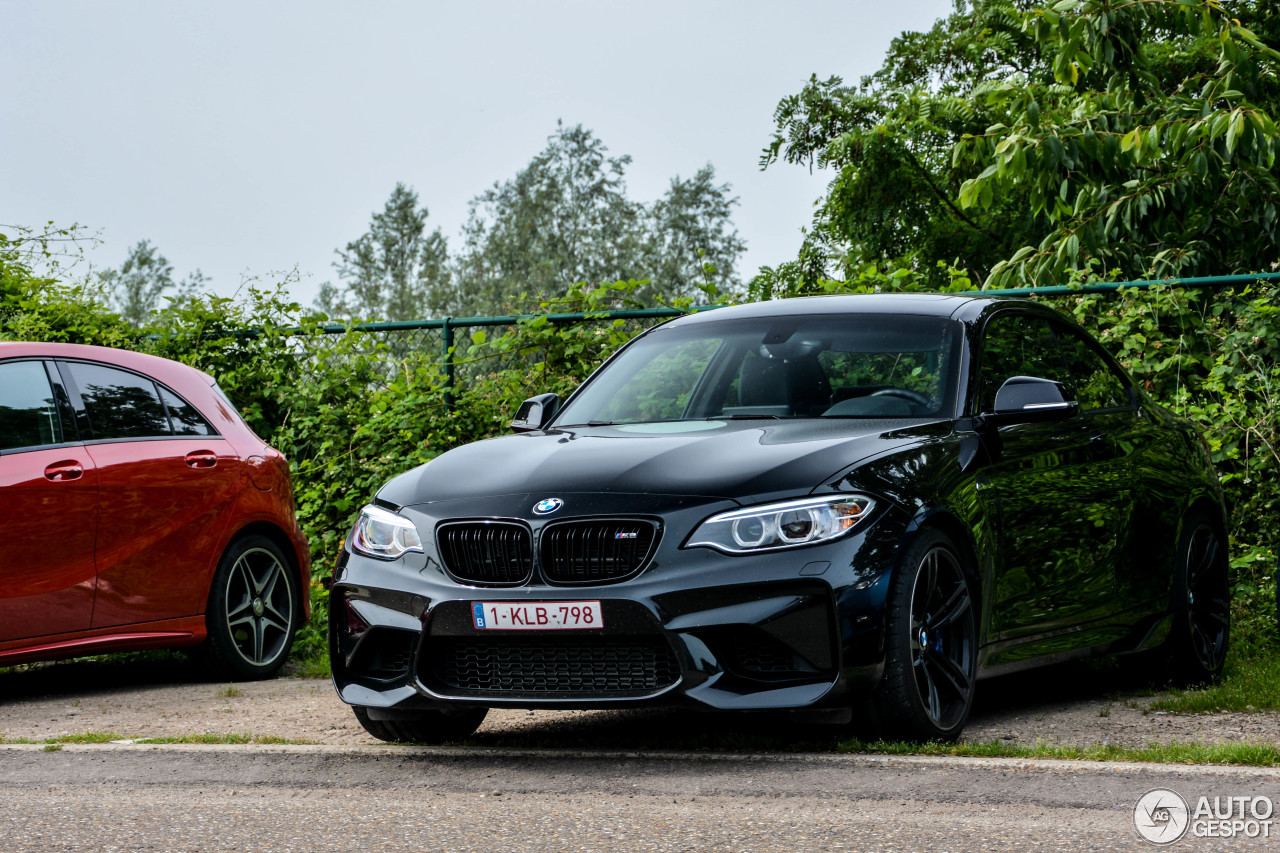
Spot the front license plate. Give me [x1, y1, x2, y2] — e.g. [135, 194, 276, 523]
[472, 601, 603, 630]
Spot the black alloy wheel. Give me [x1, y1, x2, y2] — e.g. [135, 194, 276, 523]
[1167, 514, 1230, 683]
[205, 534, 298, 680]
[352, 705, 489, 744]
[875, 529, 977, 741]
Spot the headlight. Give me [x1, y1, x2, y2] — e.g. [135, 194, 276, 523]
[350, 504, 424, 560]
[686, 495, 875, 554]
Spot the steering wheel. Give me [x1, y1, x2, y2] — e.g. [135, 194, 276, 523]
[871, 387, 933, 409]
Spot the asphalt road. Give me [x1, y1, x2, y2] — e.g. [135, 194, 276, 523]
[4, 744, 1278, 852]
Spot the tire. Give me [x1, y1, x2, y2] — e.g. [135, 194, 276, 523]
[203, 534, 299, 681]
[872, 529, 977, 742]
[1165, 512, 1230, 685]
[352, 705, 489, 744]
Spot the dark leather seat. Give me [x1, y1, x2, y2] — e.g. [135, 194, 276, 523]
[736, 355, 832, 415]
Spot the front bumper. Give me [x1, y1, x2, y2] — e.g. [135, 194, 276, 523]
[330, 492, 902, 713]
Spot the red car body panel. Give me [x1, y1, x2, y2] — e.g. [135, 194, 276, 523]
[0, 446, 100, 641]
[0, 341, 311, 666]
[86, 437, 243, 628]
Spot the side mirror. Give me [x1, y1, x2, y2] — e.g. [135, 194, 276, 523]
[981, 376, 1078, 428]
[510, 393, 560, 433]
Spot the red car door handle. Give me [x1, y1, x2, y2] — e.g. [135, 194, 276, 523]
[184, 451, 219, 469]
[44, 461, 84, 481]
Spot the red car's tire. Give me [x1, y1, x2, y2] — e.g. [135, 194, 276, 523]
[203, 534, 298, 681]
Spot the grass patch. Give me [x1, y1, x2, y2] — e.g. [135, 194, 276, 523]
[294, 651, 331, 680]
[1148, 654, 1280, 714]
[134, 733, 315, 745]
[1, 732, 126, 745]
[47, 731, 129, 744]
[217, 685, 244, 697]
[836, 738, 1280, 767]
[2, 731, 312, 746]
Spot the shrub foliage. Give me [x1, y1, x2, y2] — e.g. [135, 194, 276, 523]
[2, 228, 1275, 659]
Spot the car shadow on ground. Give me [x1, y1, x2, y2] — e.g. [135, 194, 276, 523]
[462, 658, 1159, 751]
[0, 651, 262, 703]
[0, 653, 1158, 750]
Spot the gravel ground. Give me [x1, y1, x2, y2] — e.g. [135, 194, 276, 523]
[9, 747, 1280, 852]
[1, 655, 1276, 748]
[11, 747, 1280, 852]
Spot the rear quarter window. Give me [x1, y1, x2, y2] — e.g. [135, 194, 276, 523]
[159, 386, 217, 435]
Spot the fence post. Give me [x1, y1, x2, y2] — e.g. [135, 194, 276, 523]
[442, 317, 454, 412]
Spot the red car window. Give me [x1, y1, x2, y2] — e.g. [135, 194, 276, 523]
[64, 361, 171, 440]
[0, 360, 64, 451]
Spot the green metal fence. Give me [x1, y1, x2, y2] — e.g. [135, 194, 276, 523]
[304, 306, 725, 406]
[974, 271, 1280, 298]
[284, 271, 1280, 409]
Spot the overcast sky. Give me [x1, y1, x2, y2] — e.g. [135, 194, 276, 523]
[4, 1, 952, 309]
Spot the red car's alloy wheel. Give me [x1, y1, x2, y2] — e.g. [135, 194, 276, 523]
[206, 535, 297, 679]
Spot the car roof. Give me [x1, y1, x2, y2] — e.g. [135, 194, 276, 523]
[0, 341, 216, 387]
[660, 293, 1057, 327]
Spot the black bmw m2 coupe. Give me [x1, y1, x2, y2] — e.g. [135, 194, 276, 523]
[330, 294, 1229, 742]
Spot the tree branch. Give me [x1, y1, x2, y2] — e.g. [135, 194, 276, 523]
[899, 145, 1005, 244]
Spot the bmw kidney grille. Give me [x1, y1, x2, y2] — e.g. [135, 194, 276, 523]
[436, 518, 659, 586]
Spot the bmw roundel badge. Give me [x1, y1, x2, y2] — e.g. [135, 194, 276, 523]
[533, 497, 563, 515]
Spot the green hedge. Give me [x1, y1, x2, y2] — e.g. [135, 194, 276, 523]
[3, 256, 1276, 662]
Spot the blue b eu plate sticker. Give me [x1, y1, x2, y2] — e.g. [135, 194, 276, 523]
[472, 602, 486, 629]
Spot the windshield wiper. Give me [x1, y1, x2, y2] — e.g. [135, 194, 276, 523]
[711, 414, 786, 420]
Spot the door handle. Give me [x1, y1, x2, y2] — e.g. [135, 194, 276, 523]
[44, 461, 84, 481]
[184, 450, 218, 469]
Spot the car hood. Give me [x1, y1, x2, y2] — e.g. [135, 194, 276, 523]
[379, 418, 949, 508]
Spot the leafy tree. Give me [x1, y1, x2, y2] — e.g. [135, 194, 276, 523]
[642, 165, 746, 303]
[761, 0, 1280, 291]
[98, 239, 206, 327]
[318, 182, 450, 321]
[449, 122, 743, 315]
[956, 0, 1280, 286]
[448, 123, 644, 315]
[760, 3, 1044, 292]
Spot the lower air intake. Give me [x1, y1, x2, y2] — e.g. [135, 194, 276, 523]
[429, 635, 679, 696]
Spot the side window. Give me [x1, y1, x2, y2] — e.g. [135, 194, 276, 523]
[0, 361, 63, 451]
[1053, 326, 1132, 411]
[65, 362, 171, 440]
[159, 387, 216, 436]
[976, 314, 1069, 414]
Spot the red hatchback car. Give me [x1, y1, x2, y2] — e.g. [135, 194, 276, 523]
[0, 342, 310, 679]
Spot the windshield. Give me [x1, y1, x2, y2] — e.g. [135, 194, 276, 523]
[555, 313, 961, 425]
